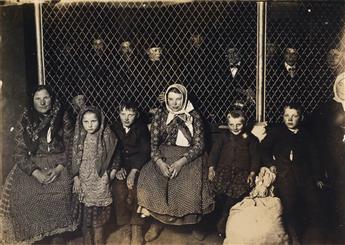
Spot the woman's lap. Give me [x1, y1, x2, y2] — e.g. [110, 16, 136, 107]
[9, 155, 75, 242]
[137, 146, 214, 224]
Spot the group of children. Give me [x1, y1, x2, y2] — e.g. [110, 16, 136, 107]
[71, 93, 321, 245]
[70, 101, 150, 245]
[209, 103, 324, 245]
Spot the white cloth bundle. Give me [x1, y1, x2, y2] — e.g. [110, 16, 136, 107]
[224, 167, 289, 245]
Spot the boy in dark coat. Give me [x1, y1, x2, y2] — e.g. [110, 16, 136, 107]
[111, 101, 150, 245]
[260, 103, 324, 244]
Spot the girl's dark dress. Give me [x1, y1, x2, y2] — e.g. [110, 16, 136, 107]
[208, 131, 260, 198]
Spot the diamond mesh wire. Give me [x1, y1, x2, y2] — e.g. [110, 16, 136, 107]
[42, 1, 257, 125]
[266, 2, 345, 122]
[42, 1, 345, 125]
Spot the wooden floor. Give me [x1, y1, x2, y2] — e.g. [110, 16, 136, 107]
[106, 225, 223, 245]
[64, 220, 342, 245]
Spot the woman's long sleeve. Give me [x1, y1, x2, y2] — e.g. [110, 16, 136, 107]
[151, 110, 163, 163]
[182, 112, 205, 163]
[60, 111, 74, 167]
[14, 119, 39, 175]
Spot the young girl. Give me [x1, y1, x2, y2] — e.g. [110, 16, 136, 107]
[72, 106, 119, 245]
[208, 110, 260, 237]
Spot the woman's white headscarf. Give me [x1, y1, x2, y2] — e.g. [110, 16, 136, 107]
[164, 84, 195, 147]
[333, 72, 345, 111]
[165, 84, 194, 125]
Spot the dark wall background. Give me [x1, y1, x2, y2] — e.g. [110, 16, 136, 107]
[0, 4, 37, 183]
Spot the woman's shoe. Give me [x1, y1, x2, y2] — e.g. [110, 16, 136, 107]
[192, 229, 206, 241]
[50, 235, 66, 245]
[144, 223, 164, 242]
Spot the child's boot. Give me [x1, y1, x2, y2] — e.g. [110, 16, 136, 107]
[192, 228, 206, 241]
[131, 224, 143, 245]
[120, 224, 131, 245]
[94, 227, 104, 245]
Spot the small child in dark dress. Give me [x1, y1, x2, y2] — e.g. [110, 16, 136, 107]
[208, 109, 260, 237]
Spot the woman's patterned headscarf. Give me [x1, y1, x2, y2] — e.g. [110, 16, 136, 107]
[21, 85, 63, 153]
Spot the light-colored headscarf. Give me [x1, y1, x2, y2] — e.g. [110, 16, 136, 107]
[333, 72, 345, 111]
[165, 84, 195, 147]
[165, 83, 194, 126]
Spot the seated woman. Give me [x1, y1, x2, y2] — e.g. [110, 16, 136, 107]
[0, 85, 77, 244]
[137, 83, 214, 242]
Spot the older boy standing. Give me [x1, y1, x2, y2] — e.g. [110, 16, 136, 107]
[260, 103, 324, 245]
[111, 101, 150, 245]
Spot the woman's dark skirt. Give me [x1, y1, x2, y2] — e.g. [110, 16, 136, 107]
[3, 153, 78, 243]
[137, 145, 214, 225]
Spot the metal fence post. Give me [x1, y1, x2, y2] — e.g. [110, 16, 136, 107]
[256, 1, 266, 123]
[34, 2, 45, 85]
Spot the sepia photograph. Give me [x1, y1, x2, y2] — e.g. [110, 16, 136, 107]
[0, 0, 345, 244]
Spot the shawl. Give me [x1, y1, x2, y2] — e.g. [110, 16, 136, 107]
[21, 98, 64, 153]
[333, 72, 345, 111]
[71, 106, 117, 177]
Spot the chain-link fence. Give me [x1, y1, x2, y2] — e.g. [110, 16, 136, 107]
[42, 1, 257, 125]
[42, 1, 345, 125]
[266, 2, 345, 122]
